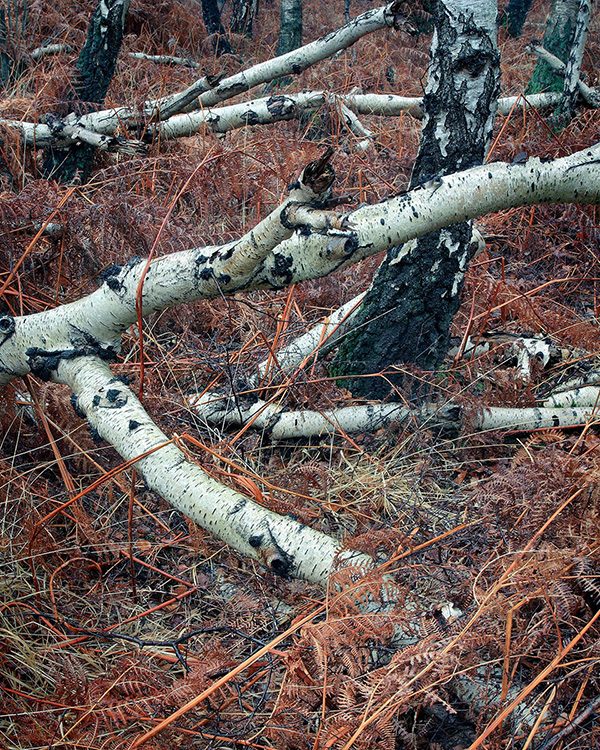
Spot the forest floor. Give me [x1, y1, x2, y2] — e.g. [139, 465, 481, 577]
[1, 1, 600, 748]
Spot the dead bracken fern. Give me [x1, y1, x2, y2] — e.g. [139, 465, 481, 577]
[1, 0, 600, 748]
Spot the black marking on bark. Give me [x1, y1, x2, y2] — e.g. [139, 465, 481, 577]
[0, 314, 15, 344]
[270, 556, 291, 576]
[92, 395, 101, 406]
[106, 277, 123, 292]
[218, 273, 231, 285]
[198, 267, 214, 281]
[26, 342, 118, 380]
[552, 414, 560, 427]
[70, 394, 86, 419]
[248, 534, 263, 547]
[106, 388, 120, 402]
[280, 203, 301, 231]
[271, 254, 294, 285]
[111, 374, 133, 385]
[241, 109, 260, 126]
[229, 498, 247, 514]
[128, 419, 141, 431]
[267, 95, 294, 116]
[90, 426, 102, 444]
[98, 264, 122, 280]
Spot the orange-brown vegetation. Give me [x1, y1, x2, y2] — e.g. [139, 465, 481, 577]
[1, 1, 600, 748]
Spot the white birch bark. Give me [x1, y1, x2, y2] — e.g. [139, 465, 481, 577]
[189, 389, 422, 439]
[190, 391, 600, 438]
[559, 0, 593, 113]
[543, 386, 600, 407]
[477, 405, 600, 430]
[254, 292, 366, 383]
[157, 1, 404, 116]
[128, 52, 203, 69]
[1, 144, 599, 386]
[59, 357, 367, 585]
[4, 90, 572, 149]
[249, 145, 600, 288]
[527, 43, 600, 107]
[2, 3, 404, 150]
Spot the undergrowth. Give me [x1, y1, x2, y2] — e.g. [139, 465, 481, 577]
[1, 0, 600, 748]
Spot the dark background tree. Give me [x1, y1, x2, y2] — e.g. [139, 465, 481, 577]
[200, 0, 234, 54]
[42, 0, 130, 182]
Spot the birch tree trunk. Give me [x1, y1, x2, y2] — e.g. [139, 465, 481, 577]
[277, 0, 303, 56]
[231, 0, 259, 36]
[201, 0, 234, 55]
[332, 0, 500, 398]
[504, 0, 533, 37]
[553, 0, 593, 121]
[526, 0, 581, 95]
[42, 0, 130, 183]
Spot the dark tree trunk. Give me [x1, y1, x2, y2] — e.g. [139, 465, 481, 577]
[332, 0, 500, 399]
[42, 0, 130, 183]
[526, 0, 579, 94]
[231, 0, 259, 36]
[504, 0, 533, 37]
[201, 0, 233, 55]
[277, 0, 303, 56]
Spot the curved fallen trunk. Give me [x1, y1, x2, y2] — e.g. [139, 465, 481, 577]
[0, 144, 599, 583]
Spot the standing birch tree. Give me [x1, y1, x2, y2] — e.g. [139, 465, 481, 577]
[333, 0, 500, 397]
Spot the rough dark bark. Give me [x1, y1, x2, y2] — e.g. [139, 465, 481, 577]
[231, 0, 259, 36]
[201, 0, 233, 55]
[277, 0, 303, 56]
[42, 0, 130, 183]
[332, 0, 500, 399]
[0, 3, 28, 88]
[526, 0, 579, 94]
[504, 0, 533, 37]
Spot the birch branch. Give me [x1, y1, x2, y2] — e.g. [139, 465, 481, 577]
[30, 43, 72, 60]
[248, 144, 600, 288]
[0, 150, 334, 384]
[155, 1, 406, 118]
[128, 52, 203, 69]
[4, 90, 570, 149]
[254, 292, 366, 384]
[1, 144, 599, 386]
[189, 390, 600, 439]
[527, 43, 600, 108]
[60, 357, 365, 585]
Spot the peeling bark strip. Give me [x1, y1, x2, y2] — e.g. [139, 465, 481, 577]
[333, 0, 501, 397]
[1, 144, 599, 389]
